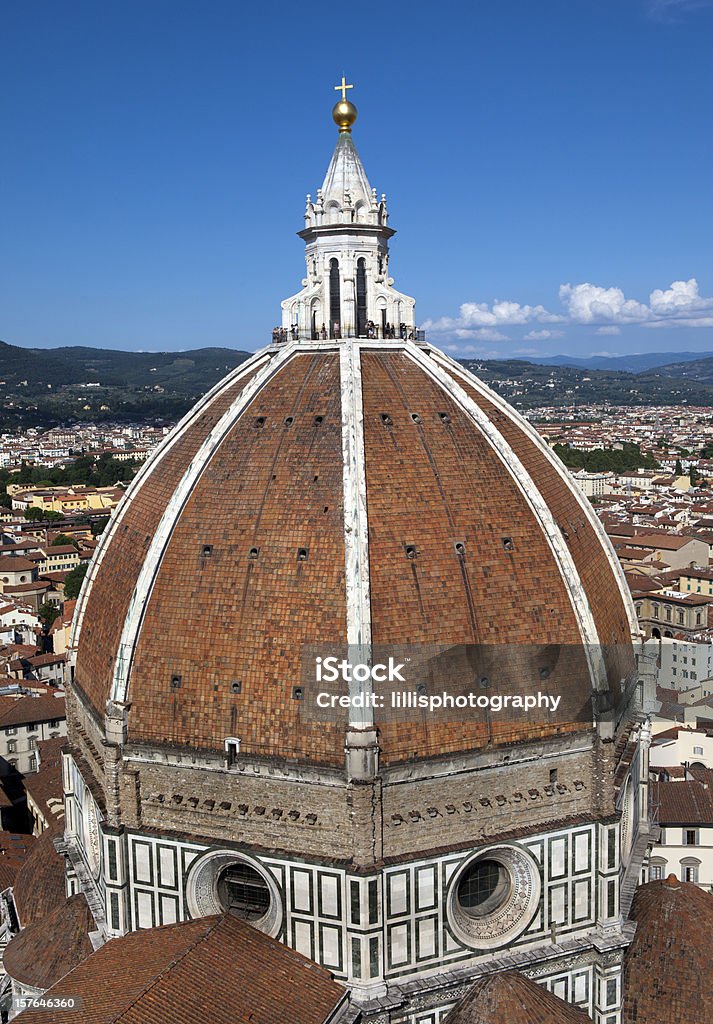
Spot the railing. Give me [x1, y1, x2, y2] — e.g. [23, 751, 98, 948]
[271, 327, 426, 345]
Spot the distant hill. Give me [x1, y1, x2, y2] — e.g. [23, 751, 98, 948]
[652, 355, 713, 384]
[0, 340, 252, 429]
[0, 340, 251, 394]
[3, 340, 713, 428]
[461, 357, 713, 410]
[528, 351, 713, 373]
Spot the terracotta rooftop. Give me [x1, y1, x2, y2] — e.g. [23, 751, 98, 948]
[444, 970, 590, 1023]
[0, 557, 37, 571]
[12, 827, 67, 928]
[13, 913, 348, 1024]
[0, 692, 65, 728]
[3, 893, 94, 991]
[652, 777, 713, 824]
[624, 877, 713, 1023]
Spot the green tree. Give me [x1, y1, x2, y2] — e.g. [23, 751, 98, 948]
[24, 506, 45, 521]
[64, 562, 89, 600]
[52, 533, 77, 547]
[690, 465, 699, 486]
[38, 602, 58, 628]
[675, 459, 683, 475]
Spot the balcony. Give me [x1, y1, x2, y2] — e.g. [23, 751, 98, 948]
[271, 326, 426, 345]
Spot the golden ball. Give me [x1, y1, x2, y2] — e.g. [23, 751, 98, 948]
[332, 99, 358, 132]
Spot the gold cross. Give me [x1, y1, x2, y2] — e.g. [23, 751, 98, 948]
[334, 75, 354, 102]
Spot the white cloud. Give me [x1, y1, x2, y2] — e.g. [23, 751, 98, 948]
[423, 299, 563, 334]
[559, 283, 651, 324]
[523, 329, 564, 341]
[427, 277, 713, 342]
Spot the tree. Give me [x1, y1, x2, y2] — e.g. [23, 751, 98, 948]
[24, 506, 63, 522]
[64, 562, 89, 600]
[690, 465, 699, 486]
[52, 533, 77, 548]
[38, 602, 58, 628]
[675, 459, 683, 476]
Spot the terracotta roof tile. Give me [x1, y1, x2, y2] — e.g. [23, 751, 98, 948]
[652, 778, 713, 824]
[3, 893, 94, 990]
[12, 827, 66, 928]
[14, 913, 348, 1024]
[624, 877, 713, 1023]
[445, 970, 590, 1023]
[0, 692, 65, 728]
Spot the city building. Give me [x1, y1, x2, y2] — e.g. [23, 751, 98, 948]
[0, 693, 66, 777]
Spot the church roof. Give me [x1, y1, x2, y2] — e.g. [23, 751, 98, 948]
[444, 970, 591, 1023]
[623, 875, 713, 1023]
[71, 341, 637, 765]
[12, 826, 67, 928]
[13, 913, 349, 1024]
[320, 132, 374, 217]
[3, 892, 94, 991]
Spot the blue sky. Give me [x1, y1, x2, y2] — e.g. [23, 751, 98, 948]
[1, 0, 712, 359]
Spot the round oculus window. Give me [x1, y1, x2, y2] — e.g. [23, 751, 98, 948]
[448, 844, 541, 950]
[185, 850, 282, 937]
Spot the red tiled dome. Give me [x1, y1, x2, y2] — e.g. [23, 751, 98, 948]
[72, 342, 636, 765]
[624, 877, 713, 1023]
[445, 970, 591, 1023]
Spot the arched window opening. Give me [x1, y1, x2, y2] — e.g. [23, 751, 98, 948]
[329, 259, 341, 338]
[356, 257, 367, 337]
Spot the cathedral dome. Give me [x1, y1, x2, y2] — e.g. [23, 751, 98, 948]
[71, 339, 637, 766]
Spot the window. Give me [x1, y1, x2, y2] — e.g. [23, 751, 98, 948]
[216, 862, 271, 920]
[694, 746, 704, 755]
[649, 860, 666, 880]
[652, 604, 660, 620]
[110, 892, 120, 931]
[678, 610, 685, 625]
[26, 723, 37, 733]
[666, 608, 672, 622]
[27, 738, 36, 750]
[49, 718, 60, 729]
[7, 741, 16, 753]
[684, 829, 699, 846]
[107, 842, 118, 882]
[682, 863, 700, 883]
[607, 879, 616, 917]
[28, 755, 37, 771]
[607, 828, 617, 870]
[605, 978, 618, 1007]
[5, 727, 17, 736]
[457, 860, 510, 917]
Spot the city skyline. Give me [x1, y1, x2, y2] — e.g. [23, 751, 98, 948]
[1, 0, 712, 358]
